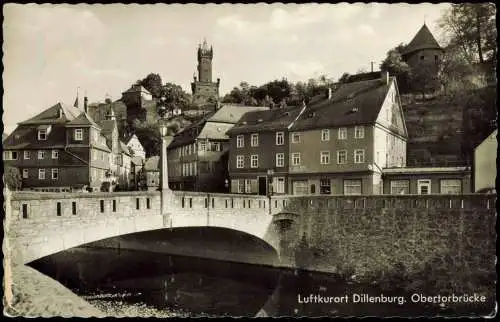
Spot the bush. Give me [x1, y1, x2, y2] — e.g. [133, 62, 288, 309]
[4, 166, 22, 190]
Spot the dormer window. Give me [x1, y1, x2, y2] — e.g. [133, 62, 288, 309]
[38, 129, 47, 140]
[74, 129, 83, 141]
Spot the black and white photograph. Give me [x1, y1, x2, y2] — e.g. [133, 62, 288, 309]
[2, 2, 497, 318]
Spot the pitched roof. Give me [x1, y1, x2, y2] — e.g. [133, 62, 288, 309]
[66, 112, 100, 128]
[290, 78, 392, 132]
[19, 102, 82, 125]
[120, 141, 132, 156]
[123, 84, 152, 95]
[144, 156, 160, 171]
[227, 105, 303, 135]
[208, 104, 269, 123]
[3, 124, 67, 149]
[167, 105, 269, 149]
[402, 24, 442, 56]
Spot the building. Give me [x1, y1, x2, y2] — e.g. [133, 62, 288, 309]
[141, 156, 159, 191]
[191, 39, 220, 110]
[123, 134, 146, 159]
[227, 73, 408, 196]
[473, 129, 497, 193]
[3, 101, 114, 192]
[130, 156, 145, 190]
[167, 104, 268, 192]
[87, 98, 128, 128]
[401, 23, 444, 75]
[382, 167, 472, 194]
[287, 74, 407, 195]
[226, 105, 304, 195]
[96, 107, 135, 190]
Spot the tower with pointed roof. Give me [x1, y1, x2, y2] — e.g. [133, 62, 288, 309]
[401, 23, 444, 75]
[191, 39, 220, 110]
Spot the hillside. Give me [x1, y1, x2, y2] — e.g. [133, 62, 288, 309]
[402, 86, 497, 167]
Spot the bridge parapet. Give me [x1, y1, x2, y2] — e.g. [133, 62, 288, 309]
[272, 193, 496, 213]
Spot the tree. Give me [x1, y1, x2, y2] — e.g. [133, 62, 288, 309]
[4, 166, 22, 191]
[338, 72, 351, 83]
[160, 83, 191, 111]
[380, 43, 412, 93]
[438, 43, 478, 96]
[410, 64, 440, 99]
[140, 73, 163, 98]
[438, 3, 497, 64]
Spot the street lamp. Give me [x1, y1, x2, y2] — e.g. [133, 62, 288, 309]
[157, 95, 181, 216]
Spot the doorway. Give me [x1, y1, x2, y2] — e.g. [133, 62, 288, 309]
[417, 179, 431, 195]
[258, 176, 267, 196]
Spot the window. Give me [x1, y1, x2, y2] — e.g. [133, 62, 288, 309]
[337, 150, 347, 164]
[417, 179, 431, 195]
[251, 155, 259, 168]
[136, 198, 140, 210]
[74, 129, 83, 141]
[338, 127, 347, 140]
[236, 155, 244, 168]
[38, 129, 47, 140]
[251, 133, 259, 147]
[72, 202, 77, 215]
[276, 153, 284, 167]
[37, 150, 45, 160]
[211, 142, 221, 152]
[354, 126, 364, 139]
[435, 55, 438, 61]
[199, 141, 206, 152]
[52, 150, 59, 159]
[238, 180, 245, 193]
[237, 135, 244, 148]
[320, 179, 331, 194]
[321, 129, 330, 141]
[292, 153, 301, 166]
[354, 149, 365, 163]
[293, 180, 308, 195]
[420, 55, 425, 60]
[320, 151, 330, 164]
[4, 151, 18, 160]
[440, 179, 462, 194]
[22, 169, 28, 179]
[291, 133, 300, 143]
[24, 151, 30, 160]
[275, 177, 285, 194]
[22, 204, 28, 219]
[51, 168, 59, 180]
[276, 132, 284, 145]
[344, 179, 362, 195]
[390, 180, 409, 195]
[38, 169, 45, 180]
[100, 200, 105, 213]
[245, 179, 252, 193]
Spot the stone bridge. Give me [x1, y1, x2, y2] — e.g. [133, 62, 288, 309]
[4, 189, 496, 276]
[4, 189, 291, 265]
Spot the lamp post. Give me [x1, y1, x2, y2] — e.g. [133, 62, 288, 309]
[157, 95, 182, 216]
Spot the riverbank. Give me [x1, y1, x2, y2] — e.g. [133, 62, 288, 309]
[82, 292, 218, 318]
[3, 264, 105, 317]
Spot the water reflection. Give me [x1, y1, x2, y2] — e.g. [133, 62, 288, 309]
[29, 247, 492, 317]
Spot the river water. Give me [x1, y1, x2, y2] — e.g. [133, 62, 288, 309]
[29, 247, 492, 317]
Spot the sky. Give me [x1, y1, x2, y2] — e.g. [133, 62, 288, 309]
[3, 3, 451, 134]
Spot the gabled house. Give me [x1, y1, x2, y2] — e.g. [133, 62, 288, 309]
[167, 104, 268, 192]
[287, 73, 408, 195]
[124, 133, 146, 159]
[473, 129, 497, 193]
[226, 105, 304, 195]
[3, 101, 113, 192]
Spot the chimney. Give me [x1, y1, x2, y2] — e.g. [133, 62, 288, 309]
[84, 96, 88, 113]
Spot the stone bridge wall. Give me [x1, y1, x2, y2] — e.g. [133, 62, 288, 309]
[275, 194, 496, 294]
[4, 190, 283, 264]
